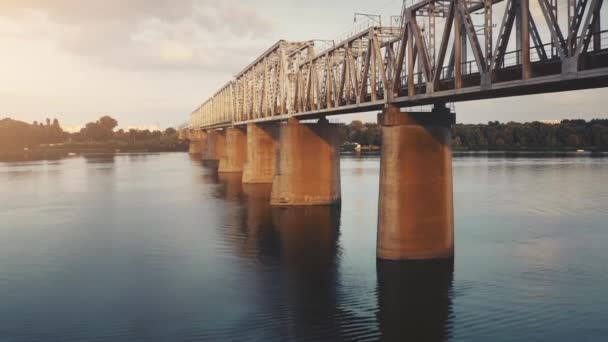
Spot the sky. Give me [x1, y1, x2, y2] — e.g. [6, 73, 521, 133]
[0, 0, 606, 130]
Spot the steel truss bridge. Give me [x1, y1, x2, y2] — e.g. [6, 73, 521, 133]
[190, 0, 608, 129]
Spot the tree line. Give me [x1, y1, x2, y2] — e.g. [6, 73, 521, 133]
[3, 115, 608, 152]
[0, 118, 66, 151]
[0, 115, 185, 152]
[452, 120, 608, 150]
[338, 119, 608, 151]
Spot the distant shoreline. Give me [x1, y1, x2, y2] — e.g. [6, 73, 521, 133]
[3, 147, 606, 163]
[340, 150, 607, 155]
[340, 146, 608, 153]
[0, 143, 188, 162]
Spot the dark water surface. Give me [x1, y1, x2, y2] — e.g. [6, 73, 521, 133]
[1, 153, 607, 341]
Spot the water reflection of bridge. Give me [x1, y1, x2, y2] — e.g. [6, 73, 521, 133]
[203, 173, 454, 341]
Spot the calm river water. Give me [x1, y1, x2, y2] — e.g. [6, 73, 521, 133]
[1, 152, 608, 341]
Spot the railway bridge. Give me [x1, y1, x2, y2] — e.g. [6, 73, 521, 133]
[182, 0, 608, 261]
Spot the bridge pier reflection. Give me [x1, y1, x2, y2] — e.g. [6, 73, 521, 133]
[211, 179, 344, 340]
[376, 259, 454, 342]
[206, 167, 457, 340]
[272, 205, 342, 340]
[215, 173, 244, 201]
[241, 184, 276, 255]
[207, 176, 455, 340]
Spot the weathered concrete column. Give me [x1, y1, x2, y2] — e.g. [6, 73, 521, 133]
[197, 130, 208, 157]
[203, 129, 226, 168]
[242, 123, 279, 184]
[218, 127, 247, 173]
[377, 105, 455, 261]
[188, 130, 203, 155]
[270, 118, 341, 206]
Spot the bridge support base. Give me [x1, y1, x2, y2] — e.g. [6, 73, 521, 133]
[198, 130, 208, 156]
[270, 118, 341, 206]
[219, 127, 247, 173]
[377, 105, 455, 261]
[203, 130, 226, 168]
[243, 123, 279, 184]
[188, 130, 205, 155]
[188, 141, 201, 155]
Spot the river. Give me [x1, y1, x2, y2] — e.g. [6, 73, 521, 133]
[1, 152, 607, 341]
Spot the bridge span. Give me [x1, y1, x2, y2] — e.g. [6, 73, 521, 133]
[183, 0, 608, 261]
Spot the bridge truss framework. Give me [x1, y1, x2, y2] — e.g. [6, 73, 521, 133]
[190, 0, 608, 129]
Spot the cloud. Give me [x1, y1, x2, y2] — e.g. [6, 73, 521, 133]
[0, 0, 277, 72]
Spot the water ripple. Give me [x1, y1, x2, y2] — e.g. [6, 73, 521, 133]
[1, 154, 607, 341]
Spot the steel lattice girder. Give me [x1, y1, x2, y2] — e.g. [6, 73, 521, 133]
[190, 0, 608, 130]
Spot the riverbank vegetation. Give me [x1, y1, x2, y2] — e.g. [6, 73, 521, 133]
[1, 116, 187, 161]
[339, 119, 608, 152]
[3, 115, 607, 161]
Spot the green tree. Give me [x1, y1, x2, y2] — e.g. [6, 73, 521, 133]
[98, 116, 118, 131]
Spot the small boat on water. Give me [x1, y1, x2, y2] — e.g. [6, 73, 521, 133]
[577, 149, 585, 153]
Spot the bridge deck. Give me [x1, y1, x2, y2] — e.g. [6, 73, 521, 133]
[190, 0, 608, 129]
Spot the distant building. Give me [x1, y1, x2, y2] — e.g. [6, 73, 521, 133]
[540, 120, 561, 125]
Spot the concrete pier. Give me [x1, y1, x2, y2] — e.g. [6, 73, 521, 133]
[188, 130, 204, 155]
[203, 130, 226, 168]
[218, 127, 247, 173]
[242, 123, 279, 184]
[198, 130, 208, 157]
[270, 118, 341, 206]
[377, 105, 455, 261]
